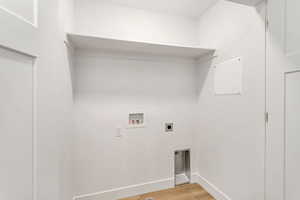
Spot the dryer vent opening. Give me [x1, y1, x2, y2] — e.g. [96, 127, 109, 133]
[174, 150, 191, 186]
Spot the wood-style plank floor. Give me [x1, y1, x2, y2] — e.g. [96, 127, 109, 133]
[119, 184, 215, 200]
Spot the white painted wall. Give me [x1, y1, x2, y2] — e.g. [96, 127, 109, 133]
[73, 0, 199, 46]
[59, 0, 75, 34]
[72, 50, 198, 199]
[195, 1, 266, 199]
[90, 0, 217, 19]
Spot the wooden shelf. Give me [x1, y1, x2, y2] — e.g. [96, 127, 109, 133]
[67, 33, 214, 59]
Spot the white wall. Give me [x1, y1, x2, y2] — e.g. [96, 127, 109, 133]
[73, 0, 199, 46]
[35, 0, 74, 200]
[72, 50, 198, 199]
[59, 0, 75, 34]
[195, 1, 265, 199]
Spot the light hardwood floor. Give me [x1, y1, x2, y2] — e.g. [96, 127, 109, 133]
[119, 184, 215, 200]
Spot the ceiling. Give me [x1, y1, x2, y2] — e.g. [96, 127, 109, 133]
[98, 0, 218, 18]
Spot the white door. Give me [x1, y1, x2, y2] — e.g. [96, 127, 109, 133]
[0, 1, 38, 200]
[266, 0, 300, 199]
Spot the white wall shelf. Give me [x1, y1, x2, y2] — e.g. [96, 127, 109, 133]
[67, 33, 214, 59]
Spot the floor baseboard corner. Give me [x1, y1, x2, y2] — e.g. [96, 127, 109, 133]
[193, 173, 232, 200]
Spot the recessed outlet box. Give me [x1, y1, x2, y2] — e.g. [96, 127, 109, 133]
[165, 123, 174, 132]
[129, 113, 144, 125]
[128, 113, 145, 129]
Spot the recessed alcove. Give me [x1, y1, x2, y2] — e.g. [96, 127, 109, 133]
[69, 27, 210, 199]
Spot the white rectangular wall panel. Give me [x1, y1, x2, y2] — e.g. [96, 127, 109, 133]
[285, 70, 300, 200]
[214, 57, 243, 95]
[0, 47, 34, 200]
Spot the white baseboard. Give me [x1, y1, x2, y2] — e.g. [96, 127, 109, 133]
[72, 173, 229, 200]
[193, 173, 232, 200]
[73, 177, 172, 200]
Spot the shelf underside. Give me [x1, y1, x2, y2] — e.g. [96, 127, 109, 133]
[227, 0, 263, 6]
[67, 33, 215, 59]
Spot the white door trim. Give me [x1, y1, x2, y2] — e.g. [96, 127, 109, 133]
[283, 68, 300, 200]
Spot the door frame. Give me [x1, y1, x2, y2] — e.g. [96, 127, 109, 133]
[283, 68, 300, 199]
